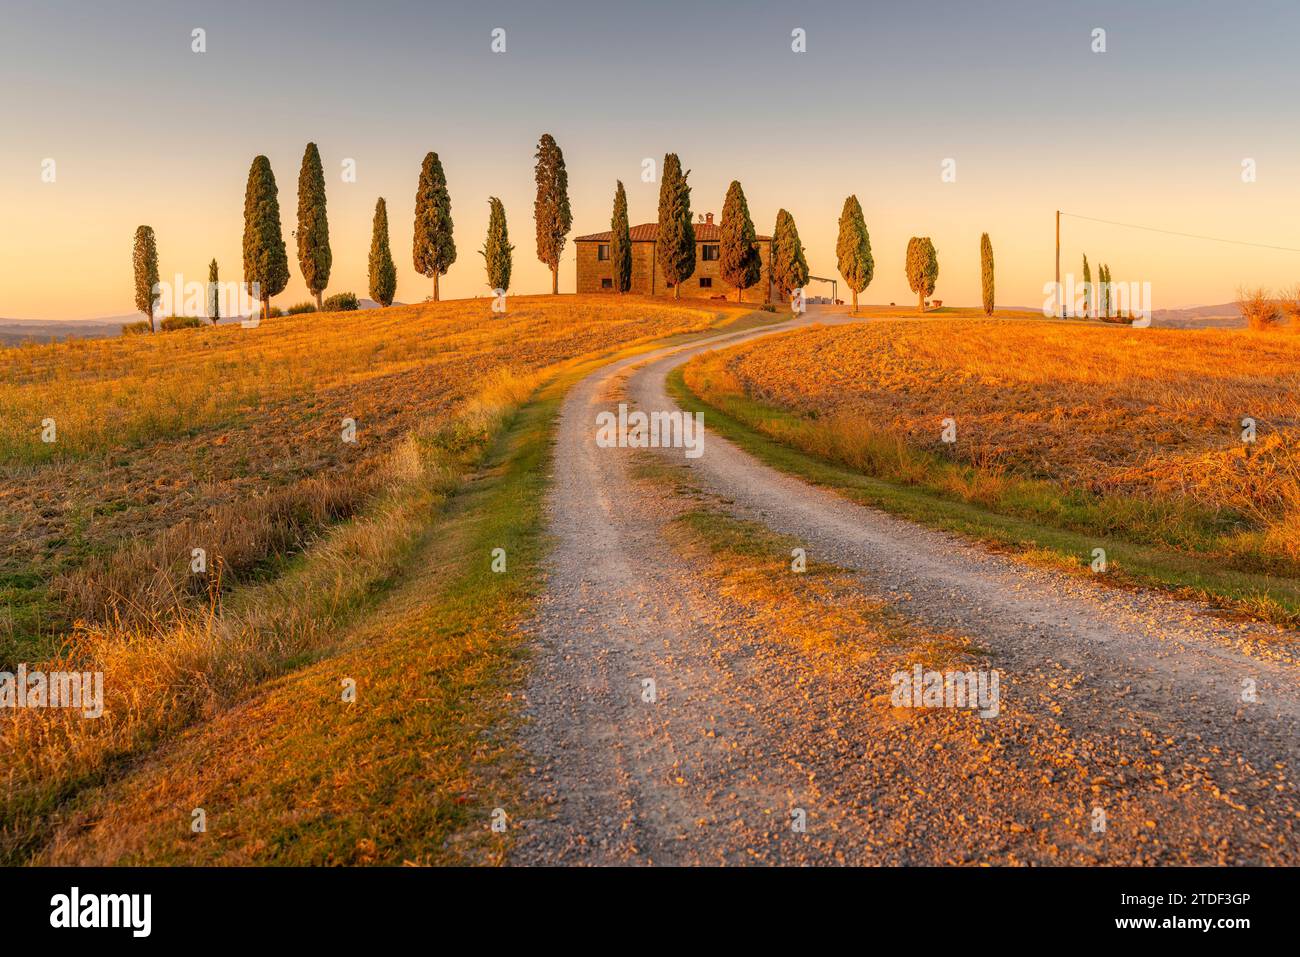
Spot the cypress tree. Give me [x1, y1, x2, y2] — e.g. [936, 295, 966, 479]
[905, 237, 939, 313]
[296, 142, 331, 310]
[835, 195, 874, 313]
[413, 151, 456, 301]
[610, 180, 632, 293]
[657, 153, 695, 299]
[980, 233, 995, 316]
[207, 258, 220, 324]
[770, 209, 809, 303]
[132, 225, 159, 333]
[242, 155, 289, 320]
[480, 197, 513, 293]
[368, 197, 397, 308]
[534, 133, 571, 294]
[1101, 263, 1112, 317]
[1082, 254, 1092, 316]
[719, 180, 762, 303]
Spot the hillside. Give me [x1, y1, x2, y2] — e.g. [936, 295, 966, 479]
[0, 293, 764, 861]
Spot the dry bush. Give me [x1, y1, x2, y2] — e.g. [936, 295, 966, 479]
[1237, 286, 1280, 330]
[1278, 283, 1300, 331]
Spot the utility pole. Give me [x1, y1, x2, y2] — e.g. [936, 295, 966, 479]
[1055, 210, 1062, 318]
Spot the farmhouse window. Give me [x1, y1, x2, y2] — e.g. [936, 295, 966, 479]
[597, 244, 610, 261]
[701, 244, 720, 261]
[601, 278, 613, 289]
[699, 277, 713, 288]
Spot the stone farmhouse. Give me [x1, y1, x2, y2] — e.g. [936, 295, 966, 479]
[574, 213, 772, 303]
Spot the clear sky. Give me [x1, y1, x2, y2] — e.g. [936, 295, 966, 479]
[4, 0, 1300, 319]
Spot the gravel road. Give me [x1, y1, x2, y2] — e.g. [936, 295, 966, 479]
[511, 314, 1300, 865]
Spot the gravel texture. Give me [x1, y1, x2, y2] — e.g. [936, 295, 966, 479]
[512, 316, 1300, 865]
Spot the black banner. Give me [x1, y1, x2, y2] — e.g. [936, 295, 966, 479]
[0, 866, 1274, 944]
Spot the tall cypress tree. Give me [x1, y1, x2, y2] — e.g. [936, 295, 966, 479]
[480, 197, 513, 293]
[207, 258, 220, 324]
[771, 209, 809, 302]
[1082, 254, 1092, 316]
[132, 225, 159, 333]
[610, 180, 632, 294]
[368, 197, 397, 308]
[242, 155, 289, 320]
[656, 153, 695, 299]
[980, 233, 995, 317]
[296, 142, 331, 310]
[1101, 263, 1112, 317]
[905, 237, 939, 313]
[835, 195, 874, 314]
[413, 151, 456, 301]
[719, 180, 761, 303]
[534, 133, 571, 294]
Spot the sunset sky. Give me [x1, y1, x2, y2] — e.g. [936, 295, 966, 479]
[4, 0, 1300, 319]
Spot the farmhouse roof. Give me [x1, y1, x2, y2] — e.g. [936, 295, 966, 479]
[574, 222, 771, 243]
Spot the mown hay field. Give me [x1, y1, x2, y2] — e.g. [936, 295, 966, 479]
[0, 295, 728, 663]
[684, 319, 1300, 580]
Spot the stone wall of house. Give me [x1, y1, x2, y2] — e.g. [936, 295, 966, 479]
[575, 241, 610, 294]
[654, 240, 772, 303]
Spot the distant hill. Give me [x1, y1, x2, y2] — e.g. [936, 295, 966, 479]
[0, 317, 128, 346]
[0, 299, 400, 346]
[1150, 303, 1244, 328]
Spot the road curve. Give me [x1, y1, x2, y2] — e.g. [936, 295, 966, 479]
[512, 312, 1300, 865]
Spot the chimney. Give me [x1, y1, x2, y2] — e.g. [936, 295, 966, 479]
[705, 212, 714, 225]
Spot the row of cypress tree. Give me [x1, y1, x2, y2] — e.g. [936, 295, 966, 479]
[239, 137, 569, 315]
[138, 137, 995, 322]
[1080, 254, 1115, 316]
[611, 166, 994, 316]
[838, 199, 994, 316]
[603, 155, 805, 304]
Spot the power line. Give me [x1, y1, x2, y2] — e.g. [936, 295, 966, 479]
[1059, 212, 1300, 254]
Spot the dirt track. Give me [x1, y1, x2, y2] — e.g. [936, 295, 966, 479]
[512, 314, 1300, 865]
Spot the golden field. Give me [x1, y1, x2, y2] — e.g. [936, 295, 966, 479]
[0, 295, 726, 662]
[0, 295, 743, 860]
[684, 318, 1300, 579]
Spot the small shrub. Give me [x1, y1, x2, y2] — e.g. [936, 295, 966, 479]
[286, 301, 317, 315]
[322, 292, 360, 312]
[121, 320, 152, 336]
[1237, 286, 1280, 331]
[1278, 284, 1300, 331]
[160, 315, 204, 331]
[266, 306, 283, 319]
[759, 303, 777, 313]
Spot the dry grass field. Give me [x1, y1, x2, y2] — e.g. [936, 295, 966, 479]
[683, 318, 1300, 583]
[0, 294, 747, 860]
[0, 295, 725, 663]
